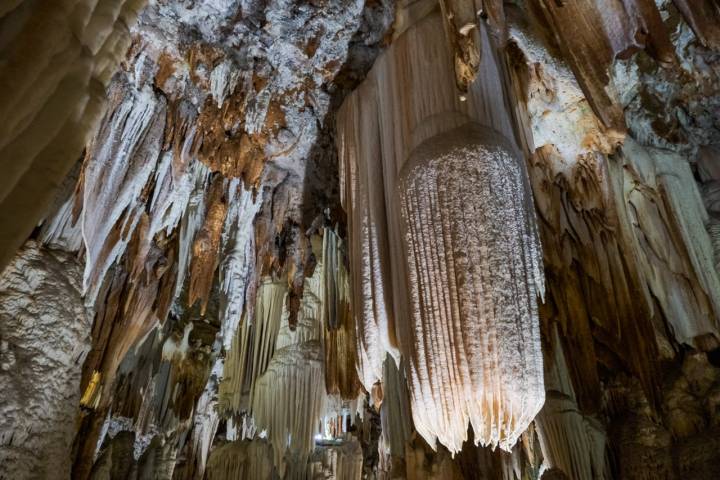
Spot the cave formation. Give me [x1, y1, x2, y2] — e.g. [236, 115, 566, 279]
[1, 1, 720, 479]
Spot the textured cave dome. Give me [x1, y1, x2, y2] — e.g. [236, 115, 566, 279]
[397, 123, 544, 453]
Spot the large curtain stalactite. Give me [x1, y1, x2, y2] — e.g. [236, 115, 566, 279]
[397, 123, 544, 453]
[338, 9, 545, 455]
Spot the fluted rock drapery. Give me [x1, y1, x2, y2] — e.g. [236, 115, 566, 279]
[338, 9, 545, 454]
[397, 123, 544, 452]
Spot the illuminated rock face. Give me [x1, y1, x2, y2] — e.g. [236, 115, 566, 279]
[397, 123, 545, 453]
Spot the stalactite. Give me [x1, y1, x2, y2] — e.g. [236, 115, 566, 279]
[307, 437, 364, 480]
[507, 16, 667, 413]
[404, 435, 464, 480]
[219, 244, 366, 478]
[275, 291, 322, 350]
[699, 148, 720, 274]
[504, 10, 720, 478]
[81, 83, 166, 304]
[276, 236, 325, 350]
[90, 430, 137, 479]
[337, 100, 400, 391]
[536, 326, 609, 480]
[187, 174, 229, 314]
[135, 436, 177, 479]
[672, 0, 720, 50]
[617, 139, 720, 344]
[338, 10, 544, 454]
[183, 359, 222, 479]
[67, 77, 226, 479]
[252, 340, 326, 477]
[438, 0, 482, 93]
[174, 159, 213, 300]
[378, 358, 412, 478]
[218, 182, 262, 349]
[218, 279, 286, 416]
[38, 162, 85, 252]
[322, 229, 362, 399]
[205, 440, 275, 480]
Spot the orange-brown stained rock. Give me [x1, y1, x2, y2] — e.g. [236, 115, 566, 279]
[322, 283, 361, 398]
[322, 230, 361, 398]
[673, 0, 720, 51]
[187, 43, 225, 90]
[155, 51, 177, 93]
[163, 98, 200, 168]
[285, 229, 314, 330]
[625, 0, 677, 67]
[529, 144, 661, 413]
[528, 0, 626, 132]
[439, 0, 482, 93]
[323, 324, 362, 398]
[188, 175, 228, 314]
[154, 241, 178, 323]
[481, 0, 507, 38]
[195, 92, 268, 186]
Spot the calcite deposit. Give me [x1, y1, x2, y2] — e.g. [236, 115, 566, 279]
[397, 124, 544, 452]
[1, 0, 720, 479]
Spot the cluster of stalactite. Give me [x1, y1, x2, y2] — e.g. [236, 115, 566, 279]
[2, 0, 720, 479]
[209, 236, 365, 479]
[0, 0, 388, 477]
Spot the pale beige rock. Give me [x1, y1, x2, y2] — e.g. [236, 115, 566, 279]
[0, 0, 145, 270]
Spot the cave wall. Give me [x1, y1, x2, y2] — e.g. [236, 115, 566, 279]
[3, 0, 392, 478]
[0, 241, 90, 478]
[0, 0, 146, 270]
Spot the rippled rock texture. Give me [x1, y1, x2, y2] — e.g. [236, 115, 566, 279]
[0, 242, 90, 478]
